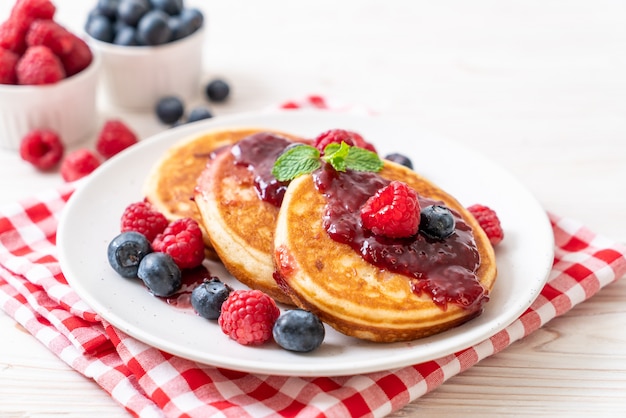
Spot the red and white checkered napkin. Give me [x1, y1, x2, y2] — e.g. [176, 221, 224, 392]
[1, 135, 626, 418]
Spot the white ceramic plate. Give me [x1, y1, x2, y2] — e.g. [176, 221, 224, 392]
[57, 110, 554, 376]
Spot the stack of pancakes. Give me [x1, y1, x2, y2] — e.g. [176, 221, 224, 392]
[144, 127, 497, 342]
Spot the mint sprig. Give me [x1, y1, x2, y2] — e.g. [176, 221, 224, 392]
[272, 144, 321, 181]
[321, 142, 350, 171]
[272, 142, 383, 182]
[342, 146, 385, 172]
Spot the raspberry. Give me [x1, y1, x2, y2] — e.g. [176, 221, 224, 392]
[0, 18, 29, 55]
[360, 181, 421, 238]
[313, 129, 377, 154]
[95, 120, 139, 159]
[120, 201, 169, 242]
[16, 45, 65, 85]
[0, 47, 19, 84]
[218, 289, 280, 345]
[1, 0, 56, 54]
[60, 34, 92, 77]
[60, 149, 101, 182]
[279, 101, 299, 109]
[19, 129, 64, 170]
[25, 19, 74, 56]
[307, 95, 327, 108]
[152, 218, 204, 269]
[11, 0, 56, 23]
[467, 204, 504, 246]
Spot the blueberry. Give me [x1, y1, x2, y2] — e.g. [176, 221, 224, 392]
[150, 0, 183, 15]
[137, 252, 182, 297]
[114, 25, 139, 45]
[190, 278, 232, 319]
[179, 8, 204, 33]
[86, 8, 107, 29]
[167, 15, 191, 41]
[97, 0, 121, 19]
[155, 96, 184, 124]
[117, 0, 150, 26]
[113, 19, 129, 33]
[419, 205, 456, 240]
[107, 231, 152, 278]
[137, 10, 172, 45]
[273, 309, 325, 352]
[86, 14, 115, 43]
[187, 106, 213, 123]
[385, 153, 413, 170]
[205, 79, 230, 102]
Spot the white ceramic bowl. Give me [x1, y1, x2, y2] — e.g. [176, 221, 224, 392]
[88, 27, 205, 110]
[0, 52, 100, 151]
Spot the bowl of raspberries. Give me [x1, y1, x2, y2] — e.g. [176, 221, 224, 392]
[85, 0, 205, 110]
[0, 0, 99, 151]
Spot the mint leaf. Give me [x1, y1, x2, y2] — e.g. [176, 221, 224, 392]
[345, 146, 384, 172]
[322, 141, 351, 172]
[322, 141, 383, 173]
[272, 144, 321, 181]
[272, 141, 384, 182]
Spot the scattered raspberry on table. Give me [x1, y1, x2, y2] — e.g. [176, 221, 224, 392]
[95, 120, 139, 159]
[19, 129, 64, 170]
[60, 149, 101, 182]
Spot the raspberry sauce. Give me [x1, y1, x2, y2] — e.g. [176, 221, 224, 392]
[313, 164, 487, 311]
[160, 265, 212, 309]
[231, 132, 293, 207]
[230, 133, 487, 311]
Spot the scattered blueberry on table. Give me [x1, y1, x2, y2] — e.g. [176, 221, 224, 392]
[205, 79, 231, 102]
[187, 106, 213, 123]
[155, 96, 185, 124]
[154, 79, 231, 126]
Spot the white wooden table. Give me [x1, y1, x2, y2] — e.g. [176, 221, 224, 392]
[1, 1, 625, 416]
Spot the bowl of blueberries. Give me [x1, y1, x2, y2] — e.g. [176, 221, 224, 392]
[85, 0, 205, 109]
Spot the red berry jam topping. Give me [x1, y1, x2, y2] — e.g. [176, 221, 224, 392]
[231, 132, 293, 207]
[161, 265, 212, 308]
[313, 164, 487, 311]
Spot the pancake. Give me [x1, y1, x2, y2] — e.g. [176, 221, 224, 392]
[144, 128, 291, 257]
[273, 160, 498, 342]
[194, 132, 307, 304]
